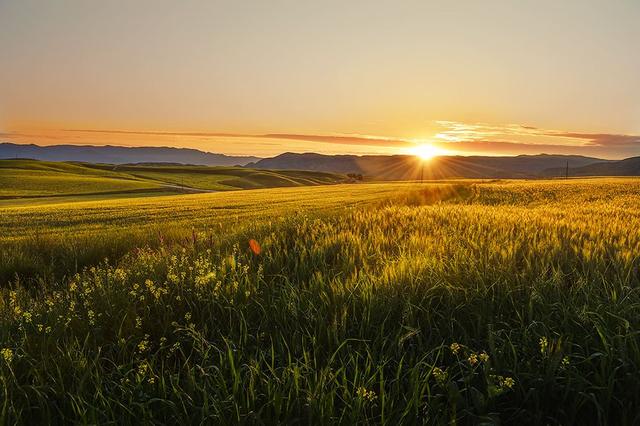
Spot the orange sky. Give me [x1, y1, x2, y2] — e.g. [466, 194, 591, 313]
[1, 1, 639, 159]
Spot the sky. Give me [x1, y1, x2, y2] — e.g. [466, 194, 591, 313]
[1, 0, 639, 159]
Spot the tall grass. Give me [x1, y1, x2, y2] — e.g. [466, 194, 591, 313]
[0, 183, 435, 284]
[1, 180, 640, 424]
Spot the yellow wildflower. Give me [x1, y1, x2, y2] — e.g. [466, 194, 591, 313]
[356, 386, 377, 402]
[137, 335, 150, 352]
[539, 337, 548, 354]
[450, 342, 461, 355]
[468, 353, 478, 366]
[432, 366, 447, 384]
[1, 348, 14, 363]
[138, 361, 149, 375]
[501, 377, 515, 389]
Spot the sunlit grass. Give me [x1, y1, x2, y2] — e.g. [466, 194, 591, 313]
[1, 178, 640, 423]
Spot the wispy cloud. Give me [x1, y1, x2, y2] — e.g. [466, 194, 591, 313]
[434, 121, 640, 148]
[65, 125, 640, 150]
[433, 121, 546, 142]
[542, 131, 640, 147]
[61, 129, 415, 148]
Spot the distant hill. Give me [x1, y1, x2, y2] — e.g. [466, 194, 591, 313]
[543, 156, 640, 177]
[0, 159, 345, 199]
[0, 143, 260, 166]
[247, 152, 608, 179]
[87, 163, 346, 191]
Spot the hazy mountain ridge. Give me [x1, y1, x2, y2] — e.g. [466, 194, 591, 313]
[542, 156, 640, 177]
[247, 152, 613, 179]
[0, 143, 260, 166]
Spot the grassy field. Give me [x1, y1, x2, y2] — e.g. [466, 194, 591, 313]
[0, 160, 346, 199]
[0, 160, 165, 197]
[95, 164, 347, 191]
[0, 182, 451, 283]
[1, 178, 640, 424]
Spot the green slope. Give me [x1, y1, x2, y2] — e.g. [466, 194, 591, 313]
[0, 160, 164, 198]
[85, 164, 346, 191]
[0, 160, 346, 199]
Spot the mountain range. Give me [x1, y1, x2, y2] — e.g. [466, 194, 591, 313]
[542, 156, 640, 177]
[247, 152, 626, 179]
[3, 142, 640, 179]
[0, 143, 259, 166]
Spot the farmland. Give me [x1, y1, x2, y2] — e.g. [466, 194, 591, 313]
[1, 178, 640, 424]
[0, 159, 346, 199]
[0, 160, 165, 198]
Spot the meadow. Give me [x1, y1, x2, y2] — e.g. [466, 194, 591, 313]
[0, 160, 165, 198]
[0, 159, 346, 199]
[1, 178, 640, 424]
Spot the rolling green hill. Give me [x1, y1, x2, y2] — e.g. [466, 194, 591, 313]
[0, 159, 346, 199]
[90, 164, 346, 191]
[0, 160, 164, 198]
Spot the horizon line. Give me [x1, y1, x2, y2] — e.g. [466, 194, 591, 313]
[0, 140, 624, 161]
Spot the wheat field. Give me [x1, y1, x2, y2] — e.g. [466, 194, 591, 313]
[1, 179, 640, 424]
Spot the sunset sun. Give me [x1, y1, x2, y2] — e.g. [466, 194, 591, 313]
[410, 144, 442, 160]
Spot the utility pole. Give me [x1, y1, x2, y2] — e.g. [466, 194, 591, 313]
[565, 160, 569, 179]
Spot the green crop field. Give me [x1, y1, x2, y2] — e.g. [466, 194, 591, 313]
[1, 178, 640, 424]
[0, 160, 346, 199]
[0, 160, 165, 198]
[94, 164, 347, 191]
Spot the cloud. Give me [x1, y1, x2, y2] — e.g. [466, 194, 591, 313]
[542, 131, 640, 147]
[259, 134, 412, 147]
[431, 140, 594, 155]
[434, 121, 640, 151]
[57, 126, 640, 150]
[434, 121, 546, 141]
[62, 129, 415, 148]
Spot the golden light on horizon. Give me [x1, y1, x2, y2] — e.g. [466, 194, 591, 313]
[410, 143, 444, 161]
